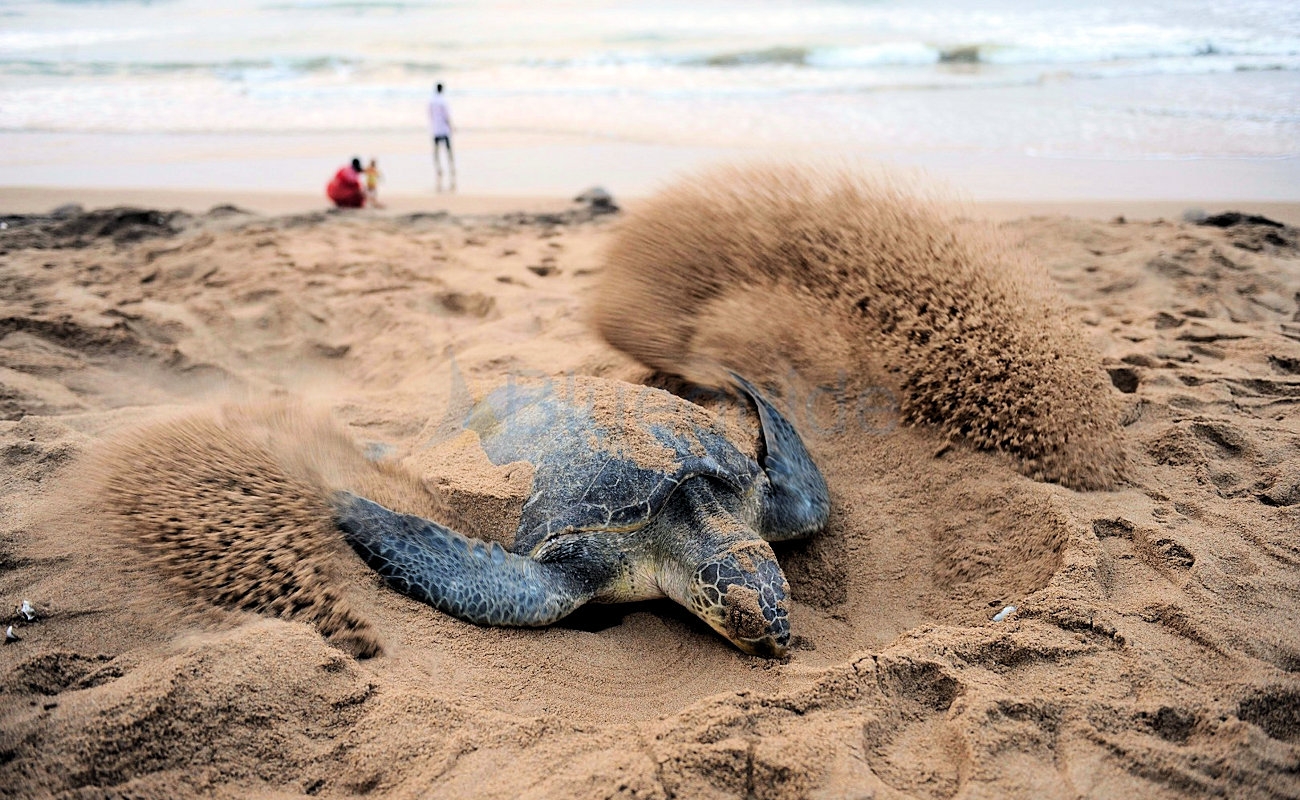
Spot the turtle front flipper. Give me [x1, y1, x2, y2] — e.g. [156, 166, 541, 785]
[333, 492, 602, 627]
[730, 373, 830, 541]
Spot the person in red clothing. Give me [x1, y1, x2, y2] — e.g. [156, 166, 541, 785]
[326, 157, 367, 208]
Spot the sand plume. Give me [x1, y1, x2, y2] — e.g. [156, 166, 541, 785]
[594, 161, 1126, 489]
[82, 402, 448, 658]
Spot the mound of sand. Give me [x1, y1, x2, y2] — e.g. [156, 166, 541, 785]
[594, 162, 1125, 489]
[1, 200, 1298, 798]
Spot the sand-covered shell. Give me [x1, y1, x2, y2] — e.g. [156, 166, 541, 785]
[465, 376, 762, 554]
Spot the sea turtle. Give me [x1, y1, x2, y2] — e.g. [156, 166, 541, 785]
[333, 373, 829, 656]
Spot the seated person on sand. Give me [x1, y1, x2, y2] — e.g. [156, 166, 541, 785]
[326, 158, 367, 209]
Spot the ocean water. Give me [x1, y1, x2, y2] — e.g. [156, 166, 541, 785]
[1, 0, 1298, 194]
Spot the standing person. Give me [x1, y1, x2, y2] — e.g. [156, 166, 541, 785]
[364, 157, 384, 208]
[326, 157, 367, 209]
[428, 83, 455, 191]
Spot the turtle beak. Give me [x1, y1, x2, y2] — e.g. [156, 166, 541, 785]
[736, 634, 789, 659]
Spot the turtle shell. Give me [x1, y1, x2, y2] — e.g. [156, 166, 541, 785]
[464, 375, 762, 555]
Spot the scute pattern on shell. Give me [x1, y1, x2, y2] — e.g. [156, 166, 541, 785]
[466, 376, 763, 554]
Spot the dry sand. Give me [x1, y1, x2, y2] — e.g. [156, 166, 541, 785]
[0, 175, 1298, 798]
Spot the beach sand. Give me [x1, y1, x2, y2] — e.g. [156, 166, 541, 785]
[1, 173, 1298, 798]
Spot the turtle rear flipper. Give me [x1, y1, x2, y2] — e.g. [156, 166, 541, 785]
[333, 492, 600, 627]
[729, 373, 830, 541]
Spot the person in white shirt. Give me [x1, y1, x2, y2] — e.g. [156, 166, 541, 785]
[428, 83, 455, 191]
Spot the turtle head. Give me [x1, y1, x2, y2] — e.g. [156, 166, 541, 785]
[689, 541, 791, 658]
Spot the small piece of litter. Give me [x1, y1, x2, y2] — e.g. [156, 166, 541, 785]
[4, 625, 18, 643]
[19, 600, 36, 621]
[992, 605, 1017, 622]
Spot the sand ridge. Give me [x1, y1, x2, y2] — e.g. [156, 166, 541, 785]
[0, 190, 1297, 797]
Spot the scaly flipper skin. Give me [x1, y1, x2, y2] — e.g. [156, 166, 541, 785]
[333, 492, 608, 627]
[729, 372, 831, 541]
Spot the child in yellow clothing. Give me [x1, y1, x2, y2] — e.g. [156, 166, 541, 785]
[364, 158, 384, 208]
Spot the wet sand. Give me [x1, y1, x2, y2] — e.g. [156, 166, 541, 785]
[6, 184, 1300, 226]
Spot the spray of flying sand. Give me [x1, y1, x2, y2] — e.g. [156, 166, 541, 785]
[593, 161, 1126, 490]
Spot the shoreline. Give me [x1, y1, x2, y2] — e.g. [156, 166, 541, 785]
[3, 131, 1298, 212]
[4, 184, 1300, 226]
